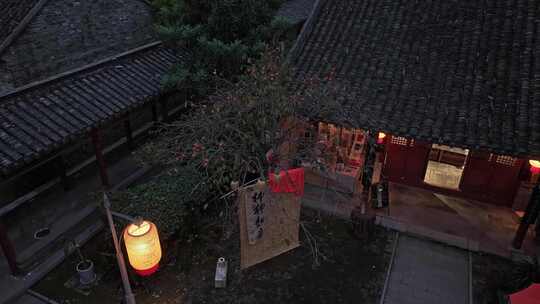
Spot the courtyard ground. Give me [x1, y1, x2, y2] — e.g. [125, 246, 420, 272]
[31, 209, 395, 304]
[380, 234, 470, 304]
[472, 252, 530, 304]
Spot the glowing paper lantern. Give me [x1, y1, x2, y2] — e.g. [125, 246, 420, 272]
[377, 132, 386, 144]
[530, 160, 540, 175]
[124, 220, 162, 276]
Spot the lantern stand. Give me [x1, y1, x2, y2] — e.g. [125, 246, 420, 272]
[103, 193, 137, 304]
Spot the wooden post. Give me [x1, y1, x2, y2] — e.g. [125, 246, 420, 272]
[531, 172, 539, 184]
[513, 183, 540, 249]
[123, 116, 134, 151]
[362, 132, 377, 194]
[0, 220, 20, 275]
[90, 128, 110, 188]
[56, 155, 70, 191]
[151, 102, 159, 124]
[536, 216, 540, 243]
[161, 99, 169, 122]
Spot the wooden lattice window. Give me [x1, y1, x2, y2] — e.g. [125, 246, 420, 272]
[495, 155, 517, 166]
[391, 136, 408, 146]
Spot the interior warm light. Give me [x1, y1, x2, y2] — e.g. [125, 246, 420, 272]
[124, 220, 161, 276]
[377, 132, 386, 144]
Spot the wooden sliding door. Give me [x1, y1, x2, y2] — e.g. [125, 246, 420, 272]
[384, 136, 430, 186]
[461, 153, 524, 207]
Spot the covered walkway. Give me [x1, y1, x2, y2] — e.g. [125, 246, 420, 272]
[302, 181, 538, 257]
[0, 155, 148, 303]
[376, 183, 538, 257]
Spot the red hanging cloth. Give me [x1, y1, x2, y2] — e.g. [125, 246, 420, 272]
[269, 168, 305, 197]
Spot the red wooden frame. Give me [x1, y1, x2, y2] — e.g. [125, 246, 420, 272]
[382, 136, 524, 207]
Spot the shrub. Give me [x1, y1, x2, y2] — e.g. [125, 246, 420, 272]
[111, 166, 209, 240]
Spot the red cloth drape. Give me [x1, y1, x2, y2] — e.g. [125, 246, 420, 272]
[510, 283, 540, 304]
[269, 168, 305, 196]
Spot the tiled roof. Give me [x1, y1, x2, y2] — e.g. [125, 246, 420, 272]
[291, 0, 540, 158]
[276, 0, 316, 24]
[0, 43, 182, 174]
[0, 0, 41, 47]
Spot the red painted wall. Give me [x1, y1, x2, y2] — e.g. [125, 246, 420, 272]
[461, 152, 524, 207]
[383, 136, 524, 207]
[383, 137, 430, 186]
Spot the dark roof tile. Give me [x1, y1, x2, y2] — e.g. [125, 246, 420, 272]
[0, 44, 181, 174]
[292, 0, 540, 158]
[0, 0, 40, 44]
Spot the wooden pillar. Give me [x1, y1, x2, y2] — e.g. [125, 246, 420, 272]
[56, 155, 70, 191]
[0, 220, 20, 275]
[362, 132, 377, 194]
[536, 216, 540, 243]
[151, 102, 159, 124]
[531, 172, 539, 184]
[90, 128, 110, 188]
[124, 115, 134, 151]
[513, 183, 540, 249]
[161, 99, 169, 122]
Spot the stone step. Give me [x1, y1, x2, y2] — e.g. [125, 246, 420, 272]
[13, 290, 59, 304]
[12, 165, 148, 271]
[0, 219, 103, 304]
[16, 207, 100, 271]
[381, 235, 470, 304]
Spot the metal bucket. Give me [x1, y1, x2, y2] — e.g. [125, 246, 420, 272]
[76, 260, 96, 285]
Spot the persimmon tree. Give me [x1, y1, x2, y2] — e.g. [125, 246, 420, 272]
[138, 49, 352, 196]
[115, 49, 354, 237]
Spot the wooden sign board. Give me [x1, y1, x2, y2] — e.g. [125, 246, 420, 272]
[238, 185, 301, 269]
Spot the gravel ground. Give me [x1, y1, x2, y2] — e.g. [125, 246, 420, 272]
[472, 252, 526, 304]
[33, 209, 395, 304]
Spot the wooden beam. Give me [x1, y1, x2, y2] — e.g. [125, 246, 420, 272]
[56, 155, 70, 191]
[90, 128, 110, 188]
[0, 220, 21, 275]
[512, 183, 540, 249]
[0, 122, 152, 217]
[0, 139, 81, 186]
[0, 103, 186, 218]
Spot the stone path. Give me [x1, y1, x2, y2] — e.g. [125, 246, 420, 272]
[381, 234, 471, 304]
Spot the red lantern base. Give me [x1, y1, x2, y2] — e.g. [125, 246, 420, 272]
[134, 263, 159, 276]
